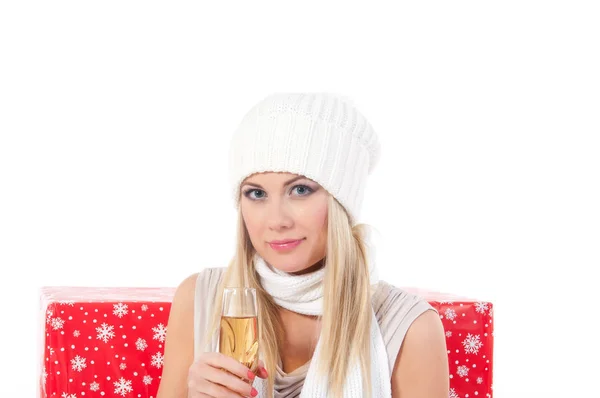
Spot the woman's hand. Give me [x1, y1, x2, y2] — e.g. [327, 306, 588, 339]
[187, 352, 268, 398]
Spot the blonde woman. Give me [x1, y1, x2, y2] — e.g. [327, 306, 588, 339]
[157, 93, 449, 398]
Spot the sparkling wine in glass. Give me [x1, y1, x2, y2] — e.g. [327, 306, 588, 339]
[219, 287, 259, 373]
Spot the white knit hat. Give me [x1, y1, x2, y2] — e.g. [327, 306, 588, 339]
[228, 93, 380, 225]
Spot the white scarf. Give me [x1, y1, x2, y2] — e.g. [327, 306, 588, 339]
[252, 234, 392, 398]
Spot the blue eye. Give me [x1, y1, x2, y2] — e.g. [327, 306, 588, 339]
[243, 189, 266, 200]
[292, 185, 313, 196]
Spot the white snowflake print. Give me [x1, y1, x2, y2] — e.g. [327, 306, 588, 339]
[96, 322, 115, 343]
[51, 317, 65, 330]
[152, 323, 167, 343]
[114, 377, 133, 396]
[457, 365, 469, 378]
[463, 333, 483, 355]
[440, 301, 454, 305]
[113, 302, 129, 318]
[58, 300, 75, 306]
[444, 308, 457, 321]
[136, 337, 148, 351]
[49, 347, 55, 356]
[119, 362, 127, 370]
[151, 351, 164, 368]
[445, 330, 452, 338]
[71, 355, 87, 372]
[141, 304, 149, 312]
[449, 388, 460, 398]
[73, 330, 80, 337]
[475, 302, 489, 314]
[61, 393, 77, 398]
[42, 366, 47, 384]
[143, 375, 153, 385]
[489, 307, 493, 317]
[477, 377, 484, 384]
[46, 309, 53, 324]
[90, 381, 100, 391]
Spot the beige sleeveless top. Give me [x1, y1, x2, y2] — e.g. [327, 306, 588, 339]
[193, 267, 435, 398]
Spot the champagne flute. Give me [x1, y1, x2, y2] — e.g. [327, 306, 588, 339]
[219, 287, 259, 375]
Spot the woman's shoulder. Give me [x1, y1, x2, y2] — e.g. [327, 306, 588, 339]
[372, 280, 437, 316]
[195, 266, 227, 289]
[172, 267, 227, 297]
[371, 280, 438, 372]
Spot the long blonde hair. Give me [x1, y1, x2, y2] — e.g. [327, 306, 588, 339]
[204, 195, 375, 398]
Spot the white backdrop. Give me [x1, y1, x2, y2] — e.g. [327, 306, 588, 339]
[1, 1, 599, 397]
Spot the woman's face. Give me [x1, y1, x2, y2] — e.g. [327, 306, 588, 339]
[240, 172, 328, 274]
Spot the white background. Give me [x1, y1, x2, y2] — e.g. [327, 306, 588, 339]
[1, 1, 599, 396]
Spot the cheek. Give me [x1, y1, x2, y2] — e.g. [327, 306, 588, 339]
[241, 205, 261, 241]
[299, 199, 328, 243]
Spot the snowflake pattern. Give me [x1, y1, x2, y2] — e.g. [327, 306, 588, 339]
[58, 300, 75, 306]
[445, 330, 453, 338]
[96, 322, 115, 343]
[457, 365, 469, 378]
[444, 308, 457, 321]
[51, 317, 65, 330]
[136, 337, 148, 351]
[151, 351, 164, 368]
[475, 302, 489, 314]
[449, 388, 460, 398]
[477, 377, 484, 384]
[42, 297, 184, 396]
[152, 323, 167, 343]
[462, 333, 483, 355]
[113, 302, 129, 318]
[46, 309, 54, 324]
[113, 377, 133, 396]
[70, 355, 87, 372]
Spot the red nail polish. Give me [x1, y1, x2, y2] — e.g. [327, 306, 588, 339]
[251, 387, 258, 397]
[247, 370, 256, 380]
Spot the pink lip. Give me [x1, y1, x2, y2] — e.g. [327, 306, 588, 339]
[268, 239, 304, 251]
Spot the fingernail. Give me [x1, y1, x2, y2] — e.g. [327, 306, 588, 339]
[247, 370, 256, 380]
[251, 387, 258, 397]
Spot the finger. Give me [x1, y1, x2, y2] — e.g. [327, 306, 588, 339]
[194, 377, 245, 398]
[201, 380, 244, 398]
[204, 352, 252, 380]
[202, 365, 255, 397]
[256, 365, 268, 380]
[254, 361, 268, 379]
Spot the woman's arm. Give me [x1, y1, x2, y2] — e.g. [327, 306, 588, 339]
[391, 309, 450, 398]
[156, 273, 199, 398]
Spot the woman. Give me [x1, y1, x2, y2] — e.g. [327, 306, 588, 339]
[157, 93, 449, 398]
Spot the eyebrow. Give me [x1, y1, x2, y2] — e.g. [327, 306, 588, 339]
[242, 176, 305, 189]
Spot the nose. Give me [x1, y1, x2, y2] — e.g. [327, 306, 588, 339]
[266, 199, 294, 232]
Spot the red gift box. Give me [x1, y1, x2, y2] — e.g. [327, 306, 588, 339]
[39, 287, 175, 397]
[405, 288, 494, 398]
[39, 286, 493, 397]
